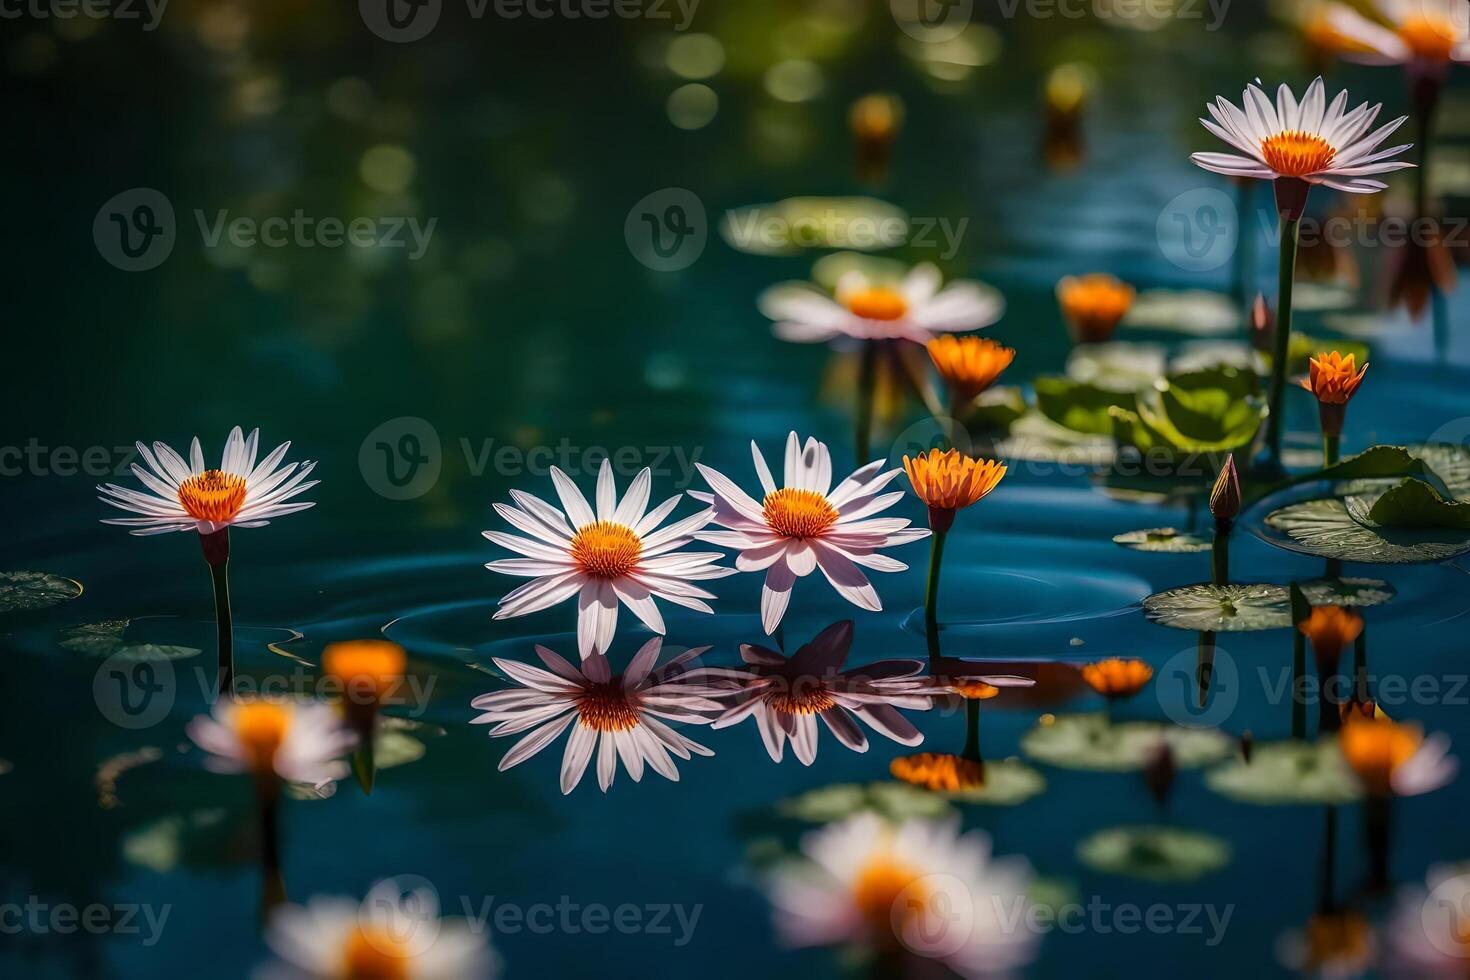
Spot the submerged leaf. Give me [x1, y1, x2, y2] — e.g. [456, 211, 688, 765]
[1112, 528, 1212, 553]
[1077, 825, 1231, 881]
[0, 572, 82, 612]
[1205, 740, 1361, 805]
[1021, 714, 1233, 771]
[1142, 583, 1292, 631]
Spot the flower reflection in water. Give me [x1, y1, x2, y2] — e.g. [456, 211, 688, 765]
[472, 638, 723, 794]
[763, 812, 1037, 977]
[700, 620, 933, 765]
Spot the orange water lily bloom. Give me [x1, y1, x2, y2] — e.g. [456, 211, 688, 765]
[1301, 351, 1369, 405]
[324, 639, 407, 713]
[1339, 715, 1458, 797]
[890, 752, 985, 792]
[1298, 606, 1364, 667]
[1080, 658, 1154, 699]
[902, 449, 1006, 531]
[1056, 274, 1134, 344]
[926, 336, 1016, 404]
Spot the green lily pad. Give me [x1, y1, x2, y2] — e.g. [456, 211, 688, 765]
[1113, 366, 1265, 457]
[1291, 283, 1357, 312]
[1360, 478, 1470, 529]
[123, 809, 232, 873]
[945, 759, 1047, 806]
[1112, 528, 1212, 553]
[1265, 496, 1470, 564]
[1123, 289, 1239, 336]
[0, 572, 82, 612]
[776, 782, 954, 824]
[1034, 376, 1136, 435]
[964, 385, 1027, 432]
[721, 200, 909, 256]
[375, 732, 427, 770]
[1170, 340, 1258, 374]
[1064, 342, 1166, 393]
[1022, 714, 1233, 771]
[1299, 577, 1396, 608]
[58, 620, 199, 661]
[1077, 825, 1231, 882]
[1204, 740, 1362, 806]
[1142, 583, 1293, 632]
[997, 413, 1116, 467]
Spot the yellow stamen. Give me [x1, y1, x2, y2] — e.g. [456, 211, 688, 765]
[1339, 716, 1422, 796]
[577, 682, 641, 732]
[569, 521, 642, 579]
[844, 286, 908, 321]
[231, 700, 292, 775]
[902, 449, 1006, 515]
[323, 639, 406, 706]
[852, 854, 925, 937]
[1399, 15, 1458, 61]
[764, 686, 837, 715]
[1081, 658, 1154, 699]
[1056, 273, 1135, 343]
[1260, 130, 1337, 178]
[1299, 350, 1369, 405]
[341, 925, 412, 980]
[763, 487, 839, 540]
[890, 752, 985, 791]
[926, 335, 1016, 402]
[178, 470, 247, 523]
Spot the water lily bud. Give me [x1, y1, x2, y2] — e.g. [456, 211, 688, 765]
[1250, 293, 1274, 353]
[1209, 454, 1241, 524]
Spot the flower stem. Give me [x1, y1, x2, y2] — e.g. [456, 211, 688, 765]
[1263, 215, 1301, 474]
[1322, 433, 1340, 468]
[257, 779, 285, 917]
[923, 528, 948, 661]
[855, 340, 878, 463]
[1292, 631, 1307, 740]
[961, 697, 984, 775]
[1196, 631, 1216, 709]
[201, 533, 235, 698]
[1353, 627, 1369, 704]
[1365, 794, 1392, 895]
[1318, 650, 1341, 736]
[1211, 525, 1230, 586]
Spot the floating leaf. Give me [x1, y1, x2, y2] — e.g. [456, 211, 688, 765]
[375, 732, 427, 770]
[945, 759, 1047, 806]
[1123, 289, 1239, 336]
[776, 782, 954, 824]
[1077, 825, 1231, 882]
[1064, 342, 1166, 393]
[1113, 366, 1265, 457]
[1299, 577, 1396, 608]
[1142, 583, 1292, 631]
[1034, 376, 1135, 435]
[1021, 714, 1233, 771]
[1291, 283, 1357, 312]
[58, 620, 198, 661]
[1364, 478, 1470, 529]
[1169, 340, 1257, 374]
[722, 201, 909, 256]
[1204, 740, 1361, 805]
[0, 572, 82, 612]
[1265, 497, 1470, 564]
[964, 385, 1027, 432]
[996, 413, 1115, 467]
[1112, 528, 1212, 553]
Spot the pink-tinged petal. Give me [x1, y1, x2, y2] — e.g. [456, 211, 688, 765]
[819, 707, 869, 753]
[908, 283, 1004, 331]
[508, 489, 575, 536]
[902, 262, 943, 305]
[576, 581, 619, 659]
[484, 703, 575, 737]
[787, 541, 818, 576]
[594, 458, 617, 521]
[612, 468, 652, 526]
[596, 731, 618, 791]
[1393, 734, 1458, 797]
[613, 579, 667, 635]
[751, 440, 778, 496]
[641, 508, 717, 553]
[635, 727, 681, 781]
[791, 714, 819, 766]
[754, 705, 787, 762]
[494, 572, 583, 619]
[741, 643, 785, 666]
[736, 539, 790, 572]
[560, 724, 597, 794]
[790, 620, 854, 677]
[623, 636, 664, 689]
[550, 466, 596, 528]
[761, 559, 797, 634]
[812, 544, 882, 613]
[494, 502, 572, 546]
[1326, 6, 1409, 62]
[485, 558, 571, 577]
[696, 463, 766, 523]
[757, 282, 850, 327]
[853, 703, 923, 745]
[833, 490, 905, 524]
[633, 493, 683, 537]
[582, 650, 612, 685]
[534, 645, 587, 684]
[613, 729, 645, 782]
[492, 657, 585, 694]
[782, 431, 804, 489]
[826, 459, 893, 507]
[773, 320, 844, 343]
[497, 713, 576, 770]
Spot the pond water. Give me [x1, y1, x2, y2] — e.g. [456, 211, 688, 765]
[5, 3, 1470, 978]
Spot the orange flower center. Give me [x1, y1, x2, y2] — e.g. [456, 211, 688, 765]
[764, 685, 837, 715]
[341, 925, 412, 980]
[1260, 131, 1336, 178]
[852, 855, 926, 938]
[952, 679, 1001, 700]
[1400, 15, 1458, 61]
[845, 286, 909, 321]
[1081, 658, 1154, 699]
[1056, 274, 1135, 343]
[890, 752, 985, 792]
[231, 701, 292, 775]
[1339, 717, 1422, 795]
[178, 470, 247, 523]
[762, 488, 839, 539]
[926, 335, 1016, 400]
[902, 449, 1006, 513]
[323, 640, 407, 706]
[569, 521, 642, 579]
[576, 682, 641, 732]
